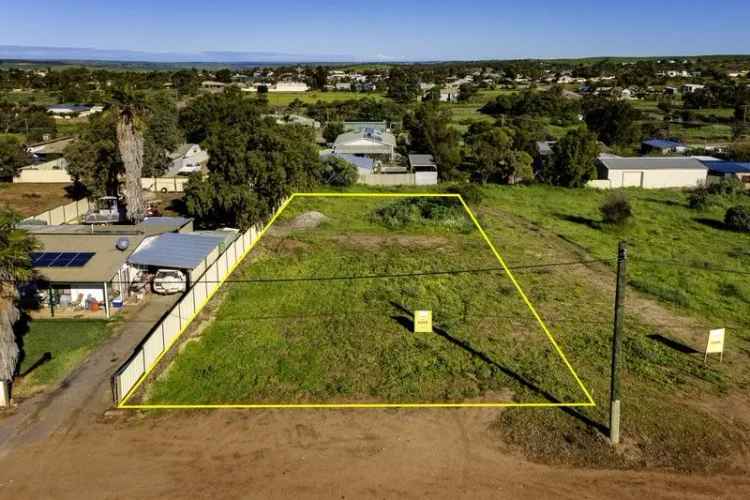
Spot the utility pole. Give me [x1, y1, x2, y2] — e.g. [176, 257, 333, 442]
[609, 241, 627, 445]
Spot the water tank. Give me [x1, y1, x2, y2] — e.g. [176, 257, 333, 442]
[116, 237, 130, 251]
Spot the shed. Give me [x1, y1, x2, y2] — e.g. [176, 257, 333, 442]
[641, 139, 688, 155]
[702, 161, 750, 186]
[408, 154, 438, 185]
[596, 157, 707, 189]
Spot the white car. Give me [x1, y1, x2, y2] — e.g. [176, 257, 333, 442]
[152, 269, 187, 295]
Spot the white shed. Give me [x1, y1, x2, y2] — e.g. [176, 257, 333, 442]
[594, 157, 708, 189]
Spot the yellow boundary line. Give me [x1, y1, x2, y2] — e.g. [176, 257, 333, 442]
[119, 192, 596, 410]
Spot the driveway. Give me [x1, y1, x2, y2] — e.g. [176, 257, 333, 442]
[0, 293, 179, 456]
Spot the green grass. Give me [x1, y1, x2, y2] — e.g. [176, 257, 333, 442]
[14, 319, 113, 396]
[141, 186, 750, 470]
[264, 91, 388, 107]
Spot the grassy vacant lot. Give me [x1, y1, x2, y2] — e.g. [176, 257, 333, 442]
[265, 91, 387, 107]
[0, 182, 73, 217]
[143, 185, 749, 471]
[146, 195, 589, 406]
[14, 319, 112, 397]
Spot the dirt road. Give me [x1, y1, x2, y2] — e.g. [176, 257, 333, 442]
[1, 407, 748, 499]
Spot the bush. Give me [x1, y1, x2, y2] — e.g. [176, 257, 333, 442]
[321, 157, 358, 187]
[688, 186, 711, 210]
[446, 184, 483, 205]
[371, 198, 470, 231]
[708, 177, 745, 196]
[725, 205, 750, 232]
[600, 192, 633, 225]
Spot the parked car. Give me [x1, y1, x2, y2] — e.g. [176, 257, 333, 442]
[152, 269, 187, 295]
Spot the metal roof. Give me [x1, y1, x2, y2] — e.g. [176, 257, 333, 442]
[127, 232, 225, 270]
[599, 157, 708, 171]
[321, 153, 374, 172]
[408, 154, 437, 168]
[702, 161, 750, 174]
[642, 139, 686, 149]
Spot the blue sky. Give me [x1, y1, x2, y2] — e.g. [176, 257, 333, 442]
[1, 0, 749, 61]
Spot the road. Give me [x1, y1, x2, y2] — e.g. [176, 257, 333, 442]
[0, 293, 179, 456]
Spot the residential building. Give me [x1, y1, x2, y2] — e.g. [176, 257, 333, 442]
[333, 128, 396, 160]
[681, 83, 706, 94]
[14, 158, 72, 184]
[641, 139, 688, 155]
[46, 104, 103, 117]
[166, 144, 209, 175]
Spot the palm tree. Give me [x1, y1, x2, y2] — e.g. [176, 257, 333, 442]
[111, 86, 146, 223]
[0, 209, 37, 395]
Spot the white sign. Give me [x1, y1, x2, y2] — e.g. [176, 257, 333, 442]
[704, 328, 725, 363]
[414, 310, 432, 333]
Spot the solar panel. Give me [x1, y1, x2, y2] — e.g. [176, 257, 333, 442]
[30, 251, 95, 268]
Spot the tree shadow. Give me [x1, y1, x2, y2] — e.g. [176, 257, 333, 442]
[388, 301, 608, 436]
[553, 213, 601, 230]
[647, 333, 700, 354]
[693, 218, 730, 231]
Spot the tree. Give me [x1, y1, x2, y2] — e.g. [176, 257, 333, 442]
[65, 112, 122, 197]
[214, 69, 233, 84]
[323, 121, 344, 144]
[583, 98, 642, 146]
[0, 209, 37, 385]
[111, 87, 147, 223]
[386, 67, 420, 103]
[725, 206, 750, 232]
[142, 92, 183, 177]
[729, 141, 750, 162]
[0, 136, 30, 180]
[544, 128, 599, 187]
[404, 103, 462, 179]
[468, 127, 533, 184]
[310, 66, 329, 91]
[183, 96, 322, 229]
[321, 156, 358, 187]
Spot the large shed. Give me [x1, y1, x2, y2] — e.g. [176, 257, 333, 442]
[596, 157, 708, 189]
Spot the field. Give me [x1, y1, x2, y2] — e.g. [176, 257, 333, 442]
[0, 182, 73, 217]
[265, 90, 387, 107]
[129, 185, 750, 471]
[140, 195, 591, 407]
[13, 319, 112, 397]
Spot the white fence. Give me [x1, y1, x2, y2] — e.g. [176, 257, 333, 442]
[141, 176, 190, 193]
[112, 199, 287, 404]
[23, 198, 93, 225]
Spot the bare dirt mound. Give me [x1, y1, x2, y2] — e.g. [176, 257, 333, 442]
[269, 211, 330, 236]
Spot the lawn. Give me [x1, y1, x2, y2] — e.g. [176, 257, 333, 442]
[14, 319, 113, 397]
[145, 195, 590, 406]
[137, 185, 750, 471]
[265, 91, 387, 107]
[0, 182, 74, 217]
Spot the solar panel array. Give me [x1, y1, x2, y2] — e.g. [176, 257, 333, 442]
[30, 252, 96, 268]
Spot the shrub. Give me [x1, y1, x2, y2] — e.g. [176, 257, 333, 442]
[371, 198, 470, 231]
[708, 177, 745, 196]
[446, 184, 483, 205]
[600, 192, 633, 225]
[688, 186, 711, 210]
[725, 205, 750, 232]
[321, 157, 358, 187]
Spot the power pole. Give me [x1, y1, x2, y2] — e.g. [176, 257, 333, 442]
[609, 241, 627, 445]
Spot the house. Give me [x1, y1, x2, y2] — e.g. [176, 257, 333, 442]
[20, 217, 191, 318]
[26, 136, 75, 161]
[702, 161, 750, 187]
[592, 157, 708, 189]
[333, 128, 396, 160]
[408, 154, 438, 185]
[273, 114, 321, 129]
[641, 139, 688, 155]
[270, 81, 309, 92]
[343, 121, 388, 134]
[166, 144, 209, 175]
[320, 152, 376, 178]
[681, 83, 705, 94]
[335, 82, 352, 91]
[201, 81, 228, 92]
[46, 104, 103, 118]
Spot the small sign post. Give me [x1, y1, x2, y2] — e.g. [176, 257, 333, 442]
[704, 328, 725, 363]
[414, 310, 432, 333]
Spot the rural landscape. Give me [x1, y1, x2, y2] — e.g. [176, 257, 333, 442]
[1, 1, 750, 498]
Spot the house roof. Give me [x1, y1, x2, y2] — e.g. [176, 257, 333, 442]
[536, 141, 556, 156]
[702, 161, 750, 174]
[168, 143, 195, 160]
[47, 104, 92, 113]
[20, 158, 68, 172]
[321, 153, 375, 172]
[408, 154, 437, 168]
[26, 136, 76, 155]
[642, 139, 686, 149]
[599, 157, 708, 171]
[127, 232, 225, 271]
[32, 234, 146, 283]
[334, 128, 396, 150]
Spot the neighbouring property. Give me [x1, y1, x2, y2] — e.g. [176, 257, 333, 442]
[333, 127, 396, 160]
[641, 138, 689, 155]
[591, 157, 708, 189]
[703, 161, 750, 186]
[408, 154, 439, 185]
[46, 103, 104, 118]
[166, 143, 209, 175]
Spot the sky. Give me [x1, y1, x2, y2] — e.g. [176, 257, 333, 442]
[1, 0, 749, 61]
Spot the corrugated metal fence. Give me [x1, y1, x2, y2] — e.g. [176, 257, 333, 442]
[112, 198, 289, 404]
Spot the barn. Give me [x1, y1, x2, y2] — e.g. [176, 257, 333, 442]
[595, 157, 708, 189]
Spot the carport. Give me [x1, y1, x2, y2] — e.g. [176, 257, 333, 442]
[127, 232, 230, 287]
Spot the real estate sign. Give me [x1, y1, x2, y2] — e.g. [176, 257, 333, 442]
[414, 310, 433, 333]
[704, 328, 725, 363]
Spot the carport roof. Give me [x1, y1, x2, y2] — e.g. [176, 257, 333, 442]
[127, 232, 225, 270]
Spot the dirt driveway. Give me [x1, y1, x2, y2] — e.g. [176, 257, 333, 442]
[0, 407, 749, 499]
